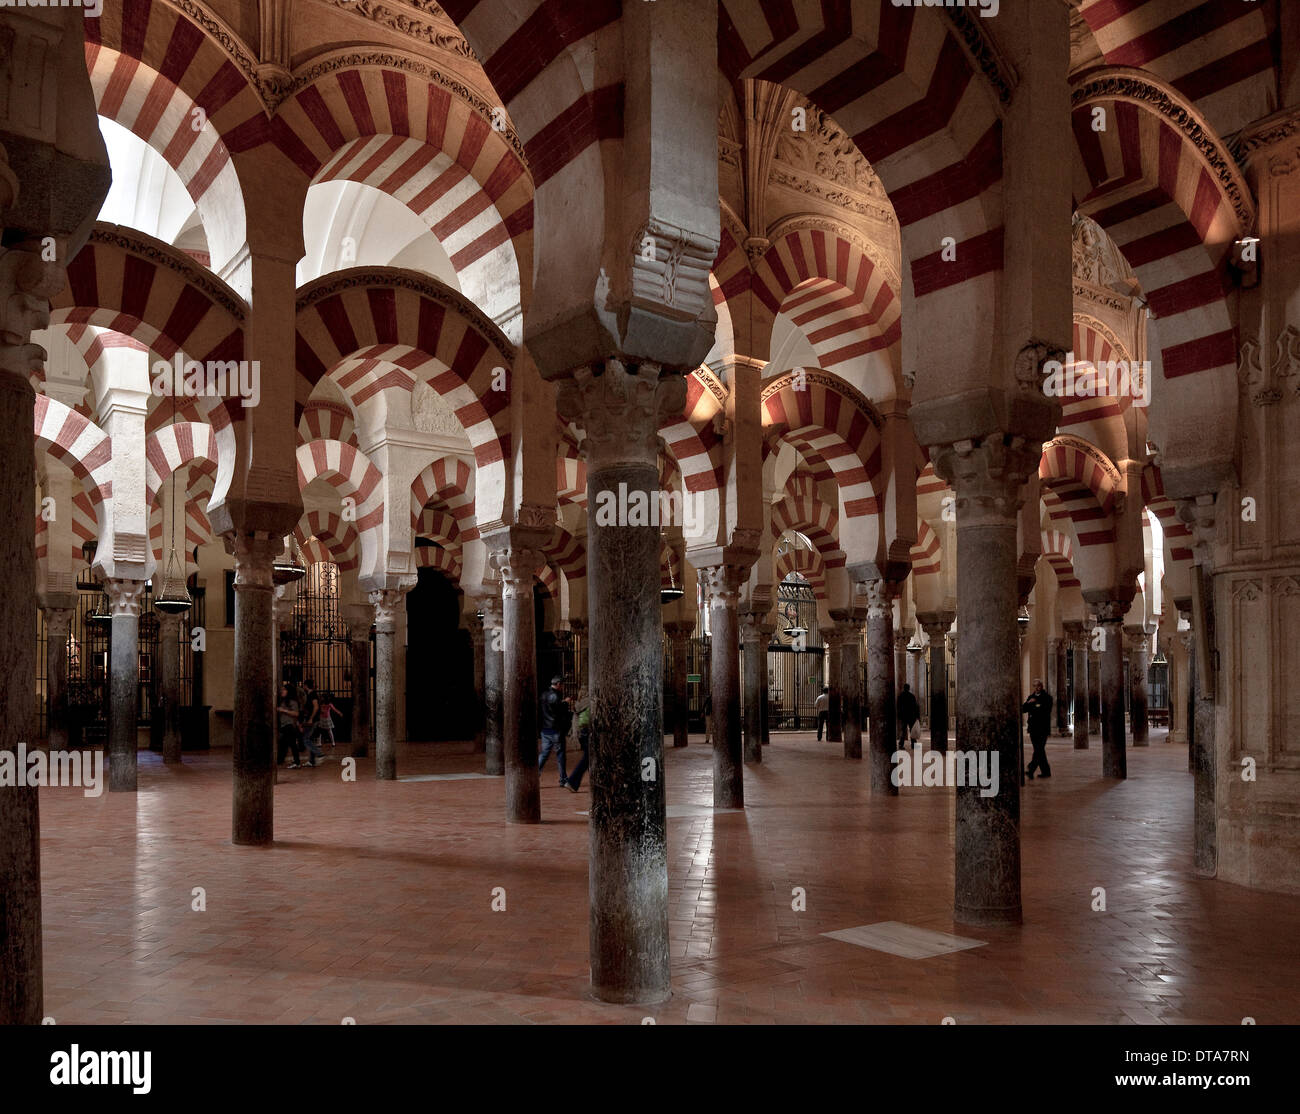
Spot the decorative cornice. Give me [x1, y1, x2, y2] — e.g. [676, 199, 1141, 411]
[296, 267, 516, 361]
[1071, 68, 1256, 235]
[316, 0, 478, 63]
[1072, 281, 1131, 315]
[164, 0, 266, 98]
[942, 9, 1018, 109]
[691, 364, 729, 407]
[762, 368, 883, 430]
[1229, 106, 1300, 165]
[767, 164, 899, 227]
[89, 223, 247, 322]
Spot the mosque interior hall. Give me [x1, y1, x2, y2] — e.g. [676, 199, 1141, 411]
[4, 0, 1300, 1029]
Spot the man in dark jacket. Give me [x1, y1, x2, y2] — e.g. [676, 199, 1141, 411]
[1022, 678, 1053, 779]
[538, 675, 572, 786]
[897, 684, 920, 749]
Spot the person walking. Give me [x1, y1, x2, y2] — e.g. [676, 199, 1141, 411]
[299, 679, 326, 767]
[315, 692, 339, 748]
[564, 687, 591, 792]
[538, 675, 571, 785]
[897, 683, 921, 750]
[276, 682, 303, 768]
[1022, 677, 1053, 779]
[702, 691, 713, 746]
[814, 685, 829, 740]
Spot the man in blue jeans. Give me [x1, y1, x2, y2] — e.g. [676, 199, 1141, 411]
[538, 675, 572, 786]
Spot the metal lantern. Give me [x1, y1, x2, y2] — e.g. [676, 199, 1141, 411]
[272, 535, 307, 586]
[153, 546, 192, 614]
[660, 559, 684, 604]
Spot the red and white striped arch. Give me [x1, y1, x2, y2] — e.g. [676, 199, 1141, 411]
[1072, 76, 1245, 386]
[910, 519, 941, 579]
[144, 422, 220, 509]
[1076, 1, 1273, 138]
[761, 372, 882, 525]
[1039, 439, 1119, 552]
[1063, 315, 1138, 434]
[769, 490, 845, 571]
[1040, 530, 1081, 591]
[409, 457, 477, 542]
[751, 225, 900, 378]
[719, 1, 1005, 384]
[296, 510, 361, 574]
[1141, 461, 1194, 575]
[296, 440, 385, 575]
[556, 426, 587, 506]
[34, 396, 113, 515]
[84, 42, 247, 284]
[416, 543, 462, 582]
[298, 400, 357, 447]
[547, 526, 587, 587]
[659, 370, 725, 498]
[776, 546, 826, 598]
[295, 272, 512, 523]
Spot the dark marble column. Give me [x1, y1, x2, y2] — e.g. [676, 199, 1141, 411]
[1064, 621, 1089, 749]
[556, 362, 681, 1005]
[834, 621, 861, 760]
[865, 583, 897, 789]
[1189, 570, 1217, 876]
[230, 535, 279, 844]
[1090, 599, 1130, 779]
[666, 620, 693, 748]
[931, 439, 1039, 926]
[344, 611, 372, 759]
[43, 603, 75, 750]
[1053, 637, 1069, 734]
[1182, 625, 1196, 772]
[741, 611, 763, 764]
[893, 627, 910, 714]
[1087, 627, 1101, 735]
[758, 616, 774, 744]
[919, 615, 952, 755]
[482, 593, 504, 776]
[105, 578, 145, 792]
[702, 565, 746, 807]
[369, 587, 408, 781]
[158, 611, 183, 764]
[492, 543, 544, 822]
[823, 628, 843, 743]
[468, 612, 487, 754]
[1126, 626, 1149, 746]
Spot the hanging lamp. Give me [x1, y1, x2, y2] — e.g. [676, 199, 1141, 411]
[272, 534, 307, 585]
[660, 556, 684, 603]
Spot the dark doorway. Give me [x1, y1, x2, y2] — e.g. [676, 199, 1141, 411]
[405, 567, 473, 740]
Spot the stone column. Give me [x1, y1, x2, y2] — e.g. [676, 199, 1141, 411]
[1125, 626, 1149, 746]
[1090, 599, 1130, 779]
[833, 621, 861, 760]
[741, 611, 764, 764]
[1063, 621, 1089, 749]
[919, 615, 952, 754]
[1181, 625, 1195, 772]
[157, 611, 183, 764]
[556, 362, 684, 1005]
[865, 584, 898, 790]
[492, 543, 544, 822]
[823, 627, 843, 743]
[701, 565, 746, 806]
[343, 608, 372, 759]
[893, 627, 910, 708]
[369, 587, 408, 781]
[930, 439, 1041, 926]
[482, 593, 504, 776]
[1052, 637, 1068, 735]
[104, 578, 145, 792]
[1087, 625, 1101, 735]
[468, 612, 487, 754]
[666, 620, 693, 748]
[228, 535, 279, 843]
[43, 603, 75, 750]
[758, 616, 775, 744]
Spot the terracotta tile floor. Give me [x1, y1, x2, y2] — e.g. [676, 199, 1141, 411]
[36, 729, 1300, 1024]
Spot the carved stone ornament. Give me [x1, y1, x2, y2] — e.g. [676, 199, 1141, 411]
[1238, 335, 1278, 406]
[230, 533, 282, 589]
[0, 243, 64, 377]
[556, 360, 687, 473]
[90, 223, 246, 321]
[1273, 325, 1300, 396]
[494, 546, 544, 600]
[104, 578, 146, 618]
[369, 586, 409, 629]
[1015, 338, 1069, 398]
[699, 564, 744, 609]
[629, 217, 718, 321]
[930, 437, 1041, 525]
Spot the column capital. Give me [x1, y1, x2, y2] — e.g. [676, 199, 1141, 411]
[272, 584, 296, 629]
[1084, 592, 1133, 624]
[466, 612, 486, 647]
[928, 437, 1042, 525]
[1123, 625, 1149, 652]
[43, 605, 76, 637]
[664, 619, 696, 640]
[740, 610, 770, 645]
[916, 611, 955, 641]
[1061, 619, 1087, 645]
[893, 628, 912, 652]
[369, 587, 409, 631]
[555, 359, 687, 472]
[860, 578, 900, 619]
[487, 539, 546, 600]
[568, 617, 588, 638]
[698, 564, 747, 608]
[156, 610, 184, 633]
[479, 592, 504, 629]
[227, 531, 281, 590]
[103, 578, 145, 618]
[340, 602, 373, 641]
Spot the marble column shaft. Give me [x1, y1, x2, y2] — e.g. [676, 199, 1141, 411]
[230, 536, 278, 844]
[496, 548, 542, 822]
[370, 588, 407, 781]
[1053, 638, 1069, 734]
[1088, 639, 1101, 735]
[482, 594, 504, 776]
[1095, 609, 1128, 779]
[105, 579, 145, 792]
[741, 613, 763, 764]
[44, 607, 74, 750]
[667, 625, 691, 749]
[866, 588, 897, 787]
[703, 567, 745, 807]
[1064, 623, 1089, 750]
[920, 619, 951, 755]
[1127, 628, 1149, 746]
[837, 624, 862, 761]
[468, 614, 487, 754]
[825, 632, 843, 743]
[158, 611, 183, 764]
[347, 619, 372, 759]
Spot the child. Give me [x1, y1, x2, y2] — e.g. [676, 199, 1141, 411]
[316, 692, 339, 748]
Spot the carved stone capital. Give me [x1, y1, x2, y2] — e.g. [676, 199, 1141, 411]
[0, 243, 66, 380]
[556, 360, 687, 472]
[466, 612, 486, 647]
[929, 437, 1041, 526]
[1061, 620, 1087, 647]
[492, 545, 545, 599]
[664, 619, 696, 640]
[43, 606, 75, 638]
[272, 584, 296, 629]
[1123, 626, 1149, 653]
[369, 587, 408, 631]
[229, 532, 281, 590]
[917, 611, 955, 643]
[1015, 337, 1070, 400]
[479, 593, 503, 633]
[861, 578, 898, 620]
[103, 578, 146, 618]
[1087, 597, 1132, 625]
[699, 565, 746, 610]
